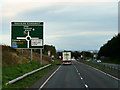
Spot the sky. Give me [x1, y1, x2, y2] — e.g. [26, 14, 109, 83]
[0, 0, 119, 51]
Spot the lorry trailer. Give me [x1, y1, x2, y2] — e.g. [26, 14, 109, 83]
[62, 52, 71, 64]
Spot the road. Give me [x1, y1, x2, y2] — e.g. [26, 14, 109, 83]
[32, 61, 119, 89]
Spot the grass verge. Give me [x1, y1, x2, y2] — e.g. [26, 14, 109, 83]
[101, 60, 120, 65]
[80, 61, 116, 70]
[2, 61, 60, 89]
[79, 61, 119, 78]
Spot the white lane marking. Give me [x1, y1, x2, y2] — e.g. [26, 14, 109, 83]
[81, 77, 83, 79]
[77, 61, 120, 81]
[39, 65, 61, 89]
[73, 64, 79, 72]
[85, 84, 88, 88]
[78, 73, 80, 75]
[76, 70, 78, 72]
[73, 62, 89, 88]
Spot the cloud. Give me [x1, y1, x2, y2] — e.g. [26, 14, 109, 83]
[1, 1, 118, 50]
[0, 35, 10, 45]
[45, 31, 117, 39]
[2, 0, 119, 3]
[2, 2, 55, 17]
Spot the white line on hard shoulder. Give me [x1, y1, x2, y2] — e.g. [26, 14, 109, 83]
[77, 61, 120, 81]
[39, 65, 62, 89]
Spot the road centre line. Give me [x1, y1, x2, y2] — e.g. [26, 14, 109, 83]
[39, 65, 62, 89]
[73, 62, 89, 88]
[81, 77, 83, 79]
[73, 64, 78, 72]
[78, 73, 80, 75]
[85, 84, 88, 88]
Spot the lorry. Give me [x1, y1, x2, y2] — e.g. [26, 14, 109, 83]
[62, 52, 71, 64]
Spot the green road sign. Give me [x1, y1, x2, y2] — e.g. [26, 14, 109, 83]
[64, 54, 69, 56]
[11, 22, 43, 49]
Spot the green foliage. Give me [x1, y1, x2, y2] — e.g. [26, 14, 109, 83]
[43, 45, 56, 58]
[2, 61, 45, 87]
[2, 45, 17, 53]
[56, 52, 62, 59]
[2, 64, 57, 89]
[98, 34, 120, 63]
[71, 51, 80, 59]
[80, 51, 93, 58]
[2, 61, 59, 89]
[34, 45, 56, 58]
[56, 50, 93, 59]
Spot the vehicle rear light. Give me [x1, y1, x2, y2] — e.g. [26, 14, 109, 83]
[69, 62, 71, 64]
[63, 62, 65, 64]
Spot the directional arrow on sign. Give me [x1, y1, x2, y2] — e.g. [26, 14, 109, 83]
[17, 31, 38, 48]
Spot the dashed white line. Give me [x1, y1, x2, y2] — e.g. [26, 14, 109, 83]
[85, 84, 88, 88]
[76, 70, 79, 72]
[73, 62, 89, 89]
[39, 65, 61, 89]
[73, 64, 79, 73]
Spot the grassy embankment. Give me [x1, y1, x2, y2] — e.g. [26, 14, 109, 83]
[2, 61, 60, 89]
[101, 59, 120, 65]
[2, 45, 61, 89]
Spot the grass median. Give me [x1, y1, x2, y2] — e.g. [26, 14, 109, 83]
[79, 60, 119, 78]
[79, 61, 116, 70]
[2, 60, 60, 89]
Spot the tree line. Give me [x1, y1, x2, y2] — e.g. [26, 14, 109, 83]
[56, 50, 94, 59]
[33, 45, 56, 58]
[98, 33, 120, 63]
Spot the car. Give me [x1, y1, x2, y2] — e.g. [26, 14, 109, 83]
[97, 60, 101, 63]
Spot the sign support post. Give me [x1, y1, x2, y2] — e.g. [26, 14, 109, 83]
[40, 49, 42, 64]
[11, 22, 44, 64]
[21, 49, 23, 56]
[31, 49, 32, 61]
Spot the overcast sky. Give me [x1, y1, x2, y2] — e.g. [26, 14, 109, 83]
[0, 0, 119, 51]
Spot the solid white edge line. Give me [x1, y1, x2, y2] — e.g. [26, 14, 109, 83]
[77, 61, 120, 81]
[39, 65, 61, 89]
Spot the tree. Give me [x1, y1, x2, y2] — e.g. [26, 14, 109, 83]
[98, 33, 120, 62]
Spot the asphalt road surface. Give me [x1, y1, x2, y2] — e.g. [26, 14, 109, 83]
[36, 61, 119, 89]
